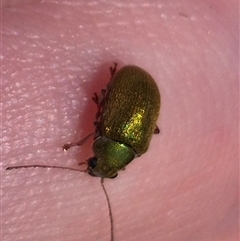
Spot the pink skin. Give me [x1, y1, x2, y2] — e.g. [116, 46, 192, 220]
[2, 1, 238, 241]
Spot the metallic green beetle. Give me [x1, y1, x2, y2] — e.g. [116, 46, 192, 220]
[72, 64, 161, 179]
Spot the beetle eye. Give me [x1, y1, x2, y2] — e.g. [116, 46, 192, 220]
[88, 157, 98, 169]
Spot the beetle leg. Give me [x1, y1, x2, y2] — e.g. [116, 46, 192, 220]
[92, 92, 99, 105]
[62, 132, 95, 151]
[110, 62, 118, 77]
[154, 126, 160, 134]
[92, 91, 105, 136]
[98, 88, 107, 107]
[101, 88, 106, 97]
[94, 120, 100, 129]
[92, 90, 107, 128]
[92, 92, 102, 117]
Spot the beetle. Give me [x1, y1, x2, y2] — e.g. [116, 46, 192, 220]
[62, 63, 161, 179]
[7, 63, 161, 241]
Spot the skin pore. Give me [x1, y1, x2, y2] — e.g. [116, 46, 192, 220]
[2, 1, 238, 241]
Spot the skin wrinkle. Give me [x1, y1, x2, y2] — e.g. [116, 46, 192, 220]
[2, 1, 238, 241]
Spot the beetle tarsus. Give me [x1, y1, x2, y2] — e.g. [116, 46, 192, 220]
[62, 143, 73, 151]
[92, 92, 99, 104]
[110, 62, 117, 77]
[92, 92, 103, 123]
[101, 89, 106, 95]
[62, 133, 95, 151]
[154, 126, 160, 134]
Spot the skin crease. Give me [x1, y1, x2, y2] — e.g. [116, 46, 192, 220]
[2, 0, 238, 241]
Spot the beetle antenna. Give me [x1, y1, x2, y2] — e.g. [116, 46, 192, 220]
[62, 132, 95, 151]
[101, 178, 114, 241]
[6, 164, 87, 172]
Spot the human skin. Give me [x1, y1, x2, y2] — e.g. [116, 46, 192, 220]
[2, 0, 239, 241]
